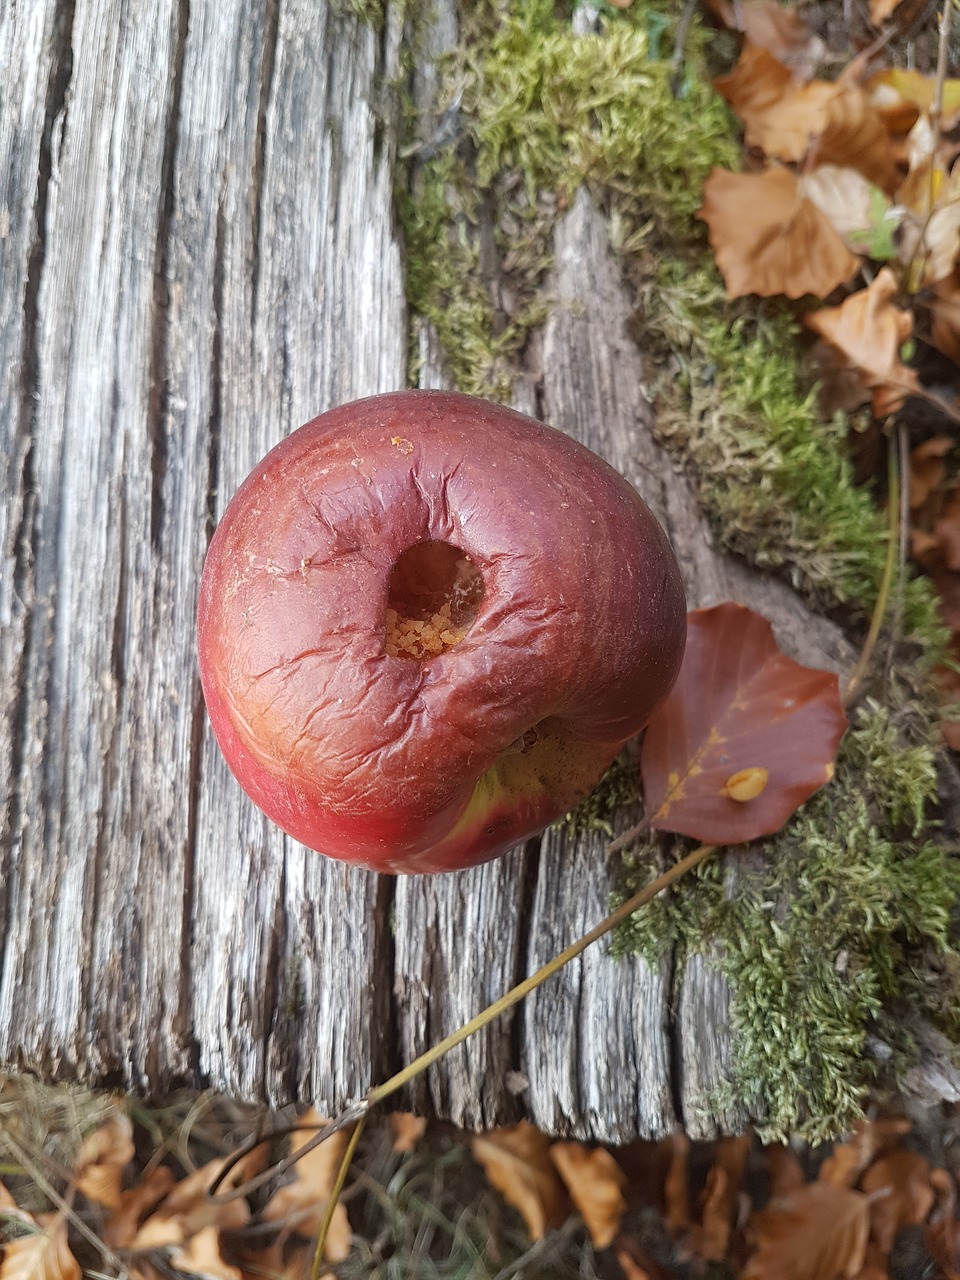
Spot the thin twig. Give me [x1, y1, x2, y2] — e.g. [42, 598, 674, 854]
[365, 843, 715, 1107]
[606, 814, 651, 855]
[310, 1111, 367, 1279]
[845, 431, 900, 705]
[884, 421, 911, 688]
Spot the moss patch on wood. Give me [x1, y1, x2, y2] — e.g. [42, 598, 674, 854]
[399, 0, 958, 1139]
[610, 704, 960, 1142]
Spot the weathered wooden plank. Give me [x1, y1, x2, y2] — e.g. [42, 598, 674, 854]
[0, 0, 407, 1104]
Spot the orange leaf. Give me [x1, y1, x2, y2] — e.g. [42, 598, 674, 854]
[104, 1166, 176, 1249]
[817, 87, 899, 193]
[641, 604, 847, 845]
[715, 48, 836, 161]
[689, 1135, 751, 1263]
[169, 1225, 243, 1280]
[261, 1109, 352, 1261]
[73, 1115, 135, 1209]
[708, 0, 824, 71]
[131, 1153, 257, 1249]
[743, 1182, 870, 1280]
[550, 1143, 626, 1249]
[869, 0, 906, 23]
[909, 437, 954, 512]
[804, 267, 920, 414]
[0, 1215, 81, 1280]
[764, 1143, 806, 1196]
[867, 68, 960, 134]
[389, 1113, 427, 1154]
[471, 1122, 566, 1241]
[699, 167, 858, 300]
[861, 1150, 935, 1253]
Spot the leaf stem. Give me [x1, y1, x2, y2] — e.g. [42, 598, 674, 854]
[310, 1110, 367, 1279]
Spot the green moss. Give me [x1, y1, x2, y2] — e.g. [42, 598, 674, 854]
[398, 0, 737, 400]
[611, 705, 960, 1142]
[642, 260, 944, 643]
[556, 753, 640, 841]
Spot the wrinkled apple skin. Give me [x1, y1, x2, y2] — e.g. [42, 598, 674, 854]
[197, 391, 685, 873]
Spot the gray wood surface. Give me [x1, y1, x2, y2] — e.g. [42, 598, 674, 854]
[0, 0, 894, 1141]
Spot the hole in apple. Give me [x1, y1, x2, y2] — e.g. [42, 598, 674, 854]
[384, 540, 483, 660]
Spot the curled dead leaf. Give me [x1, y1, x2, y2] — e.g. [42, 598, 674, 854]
[549, 1142, 626, 1250]
[861, 1149, 935, 1253]
[699, 167, 858, 300]
[471, 1122, 566, 1241]
[261, 1108, 352, 1262]
[804, 267, 920, 414]
[73, 1115, 135, 1210]
[0, 1214, 81, 1280]
[743, 1182, 870, 1280]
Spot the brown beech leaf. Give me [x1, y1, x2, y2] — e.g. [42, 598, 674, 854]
[765, 1144, 807, 1196]
[867, 68, 960, 134]
[715, 48, 837, 161]
[261, 1109, 352, 1261]
[861, 1150, 935, 1253]
[929, 269, 960, 365]
[707, 0, 825, 74]
[799, 166, 898, 258]
[471, 1122, 566, 1241]
[640, 604, 847, 845]
[550, 1143, 626, 1249]
[743, 1183, 870, 1280]
[818, 1118, 911, 1189]
[818, 87, 899, 193]
[909, 437, 954, 512]
[73, 1114, 135, 1209]
[869, 0, 906, 24]
[389, 1113, 427, 1154]
[0, 1215, 81, 1280]
[104, 1166, 177, 1250]
[699, 167, 859, 300]
[925, 1169, 960, 1279]
[131, 1154, 255, 1250]
[804, 267, 920, 414]
[689, 1136, 751, 1263]
[168, 1225, 242, 1280]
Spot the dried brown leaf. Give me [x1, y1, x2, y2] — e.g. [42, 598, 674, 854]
[765, 1144, 807, 1196]
[0, 1215, 81, 1280]
[389, 1113, 427, 1154]
[104, 1166, 177, 1249]
[909, 437, 954, 512]
[869, 0, 906, 24]
[471, 1122, 566, 1242]
[699, 167, 858, 300]
[261, 1109, 352, 1262]
[861, 1150, 935, 1253]
[691, 1136, 751, 1262]
[804, 267, 920, 414]
[131, 1155, 254, 1250]
[743, 1182, 870, 1280]
[929, 270, 960, 365]
[550, 1143, 625, 1250]
[168, 1225, 242, 1280]
[73, 1115, 135, 1209]
[715, 48, 836, 161]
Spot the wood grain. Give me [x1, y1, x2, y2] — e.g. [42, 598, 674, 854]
[2, 0, 944, 1142]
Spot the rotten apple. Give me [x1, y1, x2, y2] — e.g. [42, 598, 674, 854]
[197, 390, 685, 874]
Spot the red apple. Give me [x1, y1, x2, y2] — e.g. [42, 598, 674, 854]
[197, 390, 685, 873]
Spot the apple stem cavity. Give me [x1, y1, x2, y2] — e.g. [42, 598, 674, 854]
[384, 540, 483, 661]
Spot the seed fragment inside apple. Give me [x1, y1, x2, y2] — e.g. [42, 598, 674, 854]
[197, 390, 686, 874]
